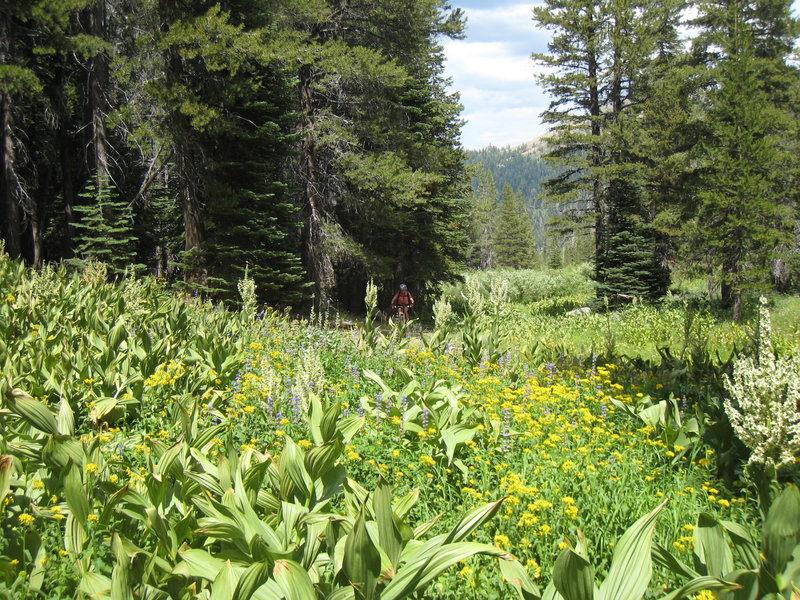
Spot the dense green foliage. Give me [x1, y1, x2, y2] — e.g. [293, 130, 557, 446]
[530, 0, 800, 311]
[493, 184, 535, 269]
[2, 254, 799, 599]
[0, 0, 468, 309]
[466, 142, 562, 202]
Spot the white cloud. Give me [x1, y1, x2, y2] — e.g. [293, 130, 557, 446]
[462, 4, 544, 40]
[442, 4, 552, 149]
[460, 106, 550, 149]
[443, 40, 546, 86]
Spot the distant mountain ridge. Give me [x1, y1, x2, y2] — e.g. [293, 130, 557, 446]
[465, 134, 559, 203]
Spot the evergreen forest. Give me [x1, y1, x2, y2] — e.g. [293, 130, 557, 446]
[2, 2, 800, 598]
[1, 0, 799, 317]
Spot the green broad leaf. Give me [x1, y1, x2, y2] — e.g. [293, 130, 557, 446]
[444, 498, 505, 544]
[321, 401, 342, 443]
[338, 416, 365, 444]
[553, 548, 595, 600]
[64, 460, 90, 524]
[304, 440, 343, 481]
[374, 478, 403, 569]
[499, 557, 541, 600]
[193, 424, 228, 450]
[325, 587, 356, 600]
[342, 508, 381, 600]
[281, 501, 306, 541]
[243, 459, 272, 497]
[392, 488, 419, 521]
[344, 478, 370, 512]
[362, 370, 393, 395]
[196, 518, 248, 543]
[78, 572, 112, 597]
[57, 397, 75, 436]
[10, 388, 58, 434]
[412, 514, 441, 540]
[281, 438, 313, 499]
[763, 485, 800, 574]
[90, 397, 123, 423]
[781, 545, 800, 593]
[273, 559, 317, 600]
[637, 403, 667, 429]
[232, 475, 286, 557]
[597, 499, 667, 600]
[65, 515, 88, 574]
[155, 441, 185, 478]
[655, 575, 740, 600]
[190, 446, 220, 475]
[185, 471, 227, 497]
[652, 542, 701, 580]
[146, 506, 178, 555]
[211, 560, 245, 600]
[301, 519, 329, 571]
[233, 561, 273, 600]
[309, 393, 326, 446]
[252, 579, 284, 600]
[381, 541, 508, 600]
[111, 553, 134, 600]
[99, 484, 131, 525]
[43, 435, 84, 468]
[0, 455, 12, 504]
[609, 399, 638, 420]
[440, 424, 477, 465]
[28, 544, 47, 592]
[694, 513, 734, 577]
[174, 549, 226, 581]
[108, 321, 127, 350]
[543, 581, 565, 600]
[720, 521, 760, 570]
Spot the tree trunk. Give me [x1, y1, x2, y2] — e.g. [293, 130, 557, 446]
[177, 151, 206, 285]
[299, 63, 335, 303]
[587, 10, 605, 282]
[1, 92, 22, 259]
[88, 1, 110, 185]
[0, 8, 22, 258]
[772, 258, 790, 293]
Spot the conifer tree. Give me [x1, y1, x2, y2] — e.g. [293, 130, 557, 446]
[688, 0, 799, 319]
[73, 174, 139, 275]
[596, 179, 668, 303]
[494, 184, 534, 269]
[533, 0, 684, 295]
[468, 167, 498, 269]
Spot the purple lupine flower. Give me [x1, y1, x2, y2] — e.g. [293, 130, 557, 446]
[502, 406, 513, 452]
[266, 396, 275, 420]
[291, 395, 303, 425]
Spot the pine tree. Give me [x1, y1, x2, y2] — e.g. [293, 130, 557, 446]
[533, 0, 684, 294]
[494, 184, 534, 269]
[596, 179, 668, 303]
[73, 174, 139, 275]
[468, 167, 498, 269]
[272, 0, 470, 308]
[687, 0, 799, 319]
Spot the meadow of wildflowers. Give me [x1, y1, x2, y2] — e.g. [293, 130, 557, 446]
[0, 252, 796, 599]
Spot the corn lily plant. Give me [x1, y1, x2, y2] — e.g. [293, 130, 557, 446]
[1, 387, 528, 600]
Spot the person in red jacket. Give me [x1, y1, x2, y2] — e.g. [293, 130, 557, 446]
[390, 283, 415, 324]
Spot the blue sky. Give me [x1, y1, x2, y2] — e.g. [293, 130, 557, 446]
[442, 1, 800, 150]
[442, 2, 549, 149]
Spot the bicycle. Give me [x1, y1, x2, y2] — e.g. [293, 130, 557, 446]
[390, 303, 414, 326]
